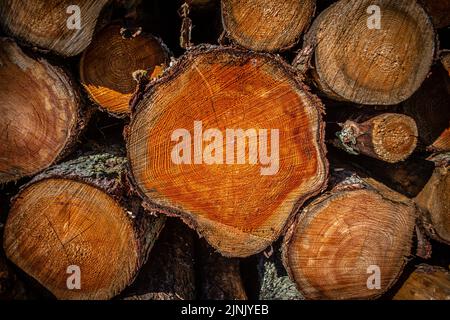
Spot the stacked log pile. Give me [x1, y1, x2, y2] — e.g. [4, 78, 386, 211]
[0, 0, 448, 300]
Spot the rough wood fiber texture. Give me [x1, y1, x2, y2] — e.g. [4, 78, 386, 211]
[257, 246, 303, 300]
[127, 46, 328, 257]
[0, 0, 110, 57]
[283, 168, 417, 300]
[394, 264, 450, 300]
[297, 0, 435, 105]
[3, 153, 165, 300]
[403, 65, 450, 152]
[121, 219, 196, 300]
[80, 24, 171, 116]
[420, 0, 450, 28]
[197, 239, 247, 300]
[335, 113, 417, 163]
[0, 38, 87, 184]
[221, 0, 316, 52]
[415, 153, 450, 245]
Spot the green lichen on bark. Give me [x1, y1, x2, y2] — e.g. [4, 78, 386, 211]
[257, 244, 304, 300]
[42, 153, 127, 181]
[29, 153, 129, 201]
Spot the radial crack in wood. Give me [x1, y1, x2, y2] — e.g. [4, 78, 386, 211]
[127, 46, 328, 257]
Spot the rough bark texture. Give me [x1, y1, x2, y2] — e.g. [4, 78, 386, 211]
[126, 45, 328, 258]
[394, 264, 450, 300]
[197, 238, 247, 300]
[221, 0, 316, 52]
[296, 0, 435, 105]
[120, 218, 196, 300]
[415, 153, 450, 245]
[256, 244, 303, 300]
[80, 23, 171, 116]
[403, 65, 450, 153]
[3, 153, 165, 300]
[0, 38, 89, 184]
[334, 113, 418, 163]
[282, 168, 418, 300]
[0, 0, 110, 57]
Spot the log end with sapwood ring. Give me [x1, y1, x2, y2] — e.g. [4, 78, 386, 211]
[0, 38, 85, 184]
[80, 24, 171, 116]
[0, 0, 110, 57]
[221, 0, 316, 52]
[335, 113, 418, 163]
[301, 0, 435, 105]
[415, 153, 450, 245]
[3, 153, 165, 300]
[394, 264, 450, 300]
[283, 169, 417, 300]
[127, 46, 328, 258]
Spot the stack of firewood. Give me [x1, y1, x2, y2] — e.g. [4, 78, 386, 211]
[0, 0, 449, 300]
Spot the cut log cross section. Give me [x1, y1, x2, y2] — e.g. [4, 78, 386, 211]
[336, 113, 418, 163]
[127, 46, 328, 257]
[0, 38, 85, 184]
[221, 0, 316, 52]
[3, 154, 165, 300]
[283, 169, 417, 300]
[0, 0, 110, 57]
[80, 24, 171, 116]
[299, 0, 435, 105]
